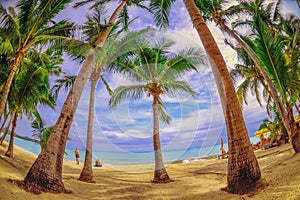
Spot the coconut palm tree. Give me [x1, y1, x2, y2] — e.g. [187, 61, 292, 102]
[193, 0, 300, 153]
[243, 8, 300, 152]
[4, 50, 56, 158]
[109, 37, 202, 182]
[0, 0, 73, 120]
[0, 113, 13, 146]
[178, 0, 262, 194]
[21, 0, 152, 193]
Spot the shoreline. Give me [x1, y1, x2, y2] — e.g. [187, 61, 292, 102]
[1, 134, 232, 165]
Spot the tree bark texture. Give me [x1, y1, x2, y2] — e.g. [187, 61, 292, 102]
[152, 96, 171, 183]
[21, 55, 94, 194]
[0, 114, 14, 145]
[0, 50, 25, 120]
[5, 112, 17, 158]
[0, 112, 9, 134]
[183, 0, 261, 194]
[79, 72, 100, 183]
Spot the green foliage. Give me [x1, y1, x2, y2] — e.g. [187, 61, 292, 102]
[149, 0, 176, 29]
[109, 34, 203, 124]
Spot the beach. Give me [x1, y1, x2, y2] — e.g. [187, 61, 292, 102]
[0, 142, 300, 200]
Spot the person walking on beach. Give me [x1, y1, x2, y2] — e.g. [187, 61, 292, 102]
[75, 148, 80, 165]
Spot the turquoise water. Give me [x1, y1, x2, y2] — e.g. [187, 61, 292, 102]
[1, 134, 259, 165]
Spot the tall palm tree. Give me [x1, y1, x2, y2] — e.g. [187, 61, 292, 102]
[180, 0, 261, 194]
[76, 5, 114, 183]
[4, 49, 56, 158]
[0, 113, 13, 145]
[243, 8, 300, 152]
[0, 0, 73, 120]
[21, 0, 151, 192]
[233, 0, 300, 151]
[21, 1, 129, 193]
[194, 0, 300, 153]
[109, 37, 201, 182]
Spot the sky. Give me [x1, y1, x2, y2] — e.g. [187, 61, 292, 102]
[1, 0, 299, 153]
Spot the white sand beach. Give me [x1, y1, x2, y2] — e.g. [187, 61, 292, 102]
[0, 142, 299, 200]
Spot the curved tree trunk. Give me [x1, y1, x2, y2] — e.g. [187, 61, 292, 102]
[219, 21, 300, 153]
[0, 114, 14, 145]
[152, 95, 171, 183]
[21, 1, 127, 194]
[21, 55, 94, 194]
[183, 0, 261, 194]
[5, 112, 17, 158]
[0, 111, 10, 134]
[0, 50, 25, 120]
[79, 71, 100, 183]
[295, 103, 300, 116]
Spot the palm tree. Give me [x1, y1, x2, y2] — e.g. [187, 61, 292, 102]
[243, 8, 300, 152]
[0, 114, 13, 145]
[21, 0, 152, 191]
[78, 30, 147, 183]
[4, 49, 56, 158]
[180, 0, 261, 194]
[194, 0, 300, 153]
[0, 0, 73, 120]
[109, 37, 201, 182]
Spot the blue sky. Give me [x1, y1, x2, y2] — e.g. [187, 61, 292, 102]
[2, 0, 299, 152]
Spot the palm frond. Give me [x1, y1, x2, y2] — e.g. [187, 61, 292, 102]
[149, 0, 175, 29]
[100, 75, 113, 96]
[157, 98, 171, 124]
[109, 85, 145, 107]
[160, 80, 196, 98]
[50, 75, 76, 100]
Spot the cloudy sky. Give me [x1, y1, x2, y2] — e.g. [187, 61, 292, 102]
[2, 0, 299, 152]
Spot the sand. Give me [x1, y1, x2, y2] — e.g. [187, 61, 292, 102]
[0, 142, 300, 200]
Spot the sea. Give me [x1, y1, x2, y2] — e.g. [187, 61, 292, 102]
[1, 134, 260, 165]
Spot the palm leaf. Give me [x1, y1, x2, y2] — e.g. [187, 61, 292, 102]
[109, 85, 145, 107]
[149, 0, 176, 29]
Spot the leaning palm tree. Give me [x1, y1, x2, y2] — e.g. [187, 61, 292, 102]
[21, 0, 152, 193]
[227, 0, 300, 151]
[4, 49, 56, 158]
[0, 0, 73, 120]
[178, 0, 262, 194]
[243, 8, 300, 152]
[109, 37, 202, 182]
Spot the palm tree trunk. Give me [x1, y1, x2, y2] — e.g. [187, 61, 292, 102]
[296, 104, 300, 116]
[79, 71, 100, 183]
[0, 114, 14, 145]
[286, 104, 300, 151]
[219, 21, 300, 152]
[94, 0, 127, 47]
[21, 54, 94, 193]
[0, 50, 25, 120]
[21, 1, 127, 193]
[5, 112, 17, 158]
[152, 95, 171, 183]
[0, 112, 9, 134]
[183, 0, 261, 194]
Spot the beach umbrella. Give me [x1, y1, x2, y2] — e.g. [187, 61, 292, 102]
[295, 116, 300, 123]
[220, 138, 224, 151]
[254, 128, 271, 138]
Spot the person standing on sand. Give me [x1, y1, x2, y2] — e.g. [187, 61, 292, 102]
[75, 148, 80, 165]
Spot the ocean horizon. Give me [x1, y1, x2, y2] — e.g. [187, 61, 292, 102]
[1, 134, 260, 165]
